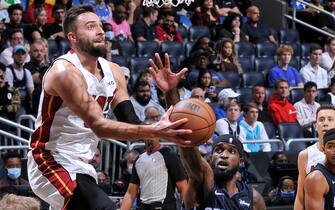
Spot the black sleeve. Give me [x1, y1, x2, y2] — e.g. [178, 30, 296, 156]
[132, 22, 145, 39]
[160, 147, 187, 182]
[113, 100, 142, 124]
[129, 157, 140, 185]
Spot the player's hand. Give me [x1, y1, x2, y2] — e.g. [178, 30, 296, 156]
[149, 53, 188, 93]
[152, 106, 192, 146]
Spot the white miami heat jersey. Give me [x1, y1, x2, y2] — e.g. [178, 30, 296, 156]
[29, 50, 117, 179]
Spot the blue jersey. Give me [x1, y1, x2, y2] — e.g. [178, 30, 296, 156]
[196, 180, 253, 210]
[314, 164, 335, 210]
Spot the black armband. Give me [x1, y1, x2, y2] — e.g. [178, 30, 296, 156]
[114, 100, 142, 125]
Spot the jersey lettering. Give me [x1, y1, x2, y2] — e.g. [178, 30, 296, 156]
[94, 95, 113, 114]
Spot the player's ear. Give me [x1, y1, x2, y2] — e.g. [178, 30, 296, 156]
[67, 32, 76, 43]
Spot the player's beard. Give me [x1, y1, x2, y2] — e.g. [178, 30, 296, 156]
[213, 164, 239, 182]
[78, 38, 106, 58]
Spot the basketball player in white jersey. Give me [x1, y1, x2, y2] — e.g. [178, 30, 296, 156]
[27, 5, 190, 210]
[294, 105, 335, 210]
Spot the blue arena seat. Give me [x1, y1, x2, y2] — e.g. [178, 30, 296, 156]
[189, 26, 211, 42]
[136, 41, 160, 57]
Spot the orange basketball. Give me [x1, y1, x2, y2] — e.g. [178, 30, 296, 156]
[170, 99, 216, 146]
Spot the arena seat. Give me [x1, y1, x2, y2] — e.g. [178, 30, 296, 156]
[47, 39, 60, 61]
[278, 122, 306, 152]
[112, 55, 128, 67]
[129, 57, 149, 75]
[300, 43, 313, 59]
[317, 88, 330, 103]
[263, 122, 277, 139]
[265, 88, 276, 104]
[119, 40, 136, 57]
[217, 72, 240, 90]
[289, 56, 299, 70]
[160, 41, 184, 58]
[241, 72, 265, 88]
[235, 41, 255, 58]
[189, 26, 211, 42]
[236, 88, 252, 106]
[254, 57, 276, 74]
[177, 25, 188, 42]
[58, 38, 71, 55]
[279, 29, 300, 44]
[300, 58, 309, 69]
[255, 42, 277, 58]
[290, 88, 304, 103]
[136, 41, 160, 57]
[239, 57, 253, 73]
[184, 41, 195, 57]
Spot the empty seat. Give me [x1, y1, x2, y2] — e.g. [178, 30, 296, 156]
[161, 41, 184, 58]
[137, 41, 160, 57]
[218, 72, 240, 89]
[129, 57, 149, 74]
[263, 122, 277, 139]
[241, 72, 265, 88]
[278, 122, 304, 142]
[237, 88, 252, 105]
[120, 40, 136, 57]
[58, 38, 71, 55]
[184, 41, 195, 57]
[47, 39, 60, 61]
[239, 57, 253, 73]
[317, 88, 330, 103]
[255, 42, 277, 58]
[265, 88, 276, 104]
[289, 56, 299, 70]
[235, 41, 254, 58]
[254, 57, 276, 74]
[290, 88, 304, 103]
[189, 26, 211, 42]
[279, 29, 300, 44]
[300, 58, 309, 69]
[112, 56, 128, 67]
[177, 25, 188, 42]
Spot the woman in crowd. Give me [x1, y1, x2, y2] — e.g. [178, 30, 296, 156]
[24, 6, 49, 43]
[197, 70, 217, 102]
[191, 0, 220, 28]
[217, 12, 248, 42]
[215, 38, 243, 73]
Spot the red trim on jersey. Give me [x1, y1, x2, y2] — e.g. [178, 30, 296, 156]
[31, 92, 76, 209]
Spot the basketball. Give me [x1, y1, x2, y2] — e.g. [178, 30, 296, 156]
[170, 99, 216, 146]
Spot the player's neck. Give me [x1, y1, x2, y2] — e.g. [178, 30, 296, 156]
[325, 162, 335, 174]
[216, 175, 238, 194]
[75, 49, 100, 75]
[317, 139, 324, 151]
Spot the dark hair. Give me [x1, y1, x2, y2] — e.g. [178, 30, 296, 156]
[34, 6, 45, 19]
[222, 12, 242, 31]
[8, 4, 23, 16]
[133, 80, 150, 91]
[271, 151, 286, 161]
[242, 102, 258, 114]
[197, 70, 212, 88]
[304, 81, 317, 91]
[162, 9, 176, 18]
[9, 29, 23, 39]
[142, 7, 158, 18]
[278, 176, 295, 189]
[275, 79, 289, 89]
[0, 62, 6, 72]
[326, 37, 335, 46]
[3, 152, 21, 163]
[102, 22, 112, 32]
[191, 36, 211, 53]
[52, 3, 66, 15]
[251, 84, 265, 94]
[309, 43, 323, 54]
[63, 5, 95, 42]
[120, 150, 140, 169]
[316, 104, 335, 118]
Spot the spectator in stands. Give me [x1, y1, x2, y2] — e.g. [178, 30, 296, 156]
[31, 65, 48, 116]
[25, 40, 49, 86]
[300, 44, 328, 89]
[320, 37, 335, 71]
[45, 4, 65, 39]
[215, 100, 242, 138]
[103, 23, 122, 61]
[0, 194, 40, 210]
[144, 106, 162, 123]
[325, 77, 335, 105]
[96, 170, 111, 195]
[116, 150, 140, 193]
[268, 45, 303, 88]
[5, 45, 34, 117]
[89, 0, 113, 22]
[190, 87, 206, 102]
[214, 0, 242, 16]
[190, 36, 216, 55]
[132, 7, 158, 42]
[24, 6, 48, 43]
[217, 12, 248, 42]
[197, 70, 217, 102]
[243, 5, 277, 44]
[215, 38, 242, 73]
[108, 4, 133, 42]
[268, 79, 297, 127]
[130, 80, 165, 121]
[294, 81, 320, 137]
[267, 176, 296, 206]
[138, 69, 159, 103]
[0, 30, 30, 66]
[4, 4, 23, 40]
[239, 102, 271, 152]
[251, 84, 271, 122]
[214, 88, 243, 121]
[121, 137, 187, 210]
[0, 152, 29, 187]
[155, 10, 183, 44]
[89, 146, 102, 170]
[177, 75, 191, 100]
[191, 0, 220, 28]
[0, 63, 20, 123]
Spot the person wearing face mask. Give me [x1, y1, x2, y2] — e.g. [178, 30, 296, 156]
[121, 137, 187, 210]
[103, 22, 122, 61]
[0, 152, 29, 187]
[107, 4, 133, 42]
[266, 176, 296, 206]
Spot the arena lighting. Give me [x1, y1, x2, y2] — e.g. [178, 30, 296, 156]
[142, 0, 194, 8]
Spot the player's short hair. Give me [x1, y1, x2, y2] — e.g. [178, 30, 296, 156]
[63, 5, 95, 42]
[316, 104, 335, 118]
[0, 194, 40, 210]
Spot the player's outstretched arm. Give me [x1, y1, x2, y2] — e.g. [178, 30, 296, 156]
[294, 149, 307, 210]
[252, 188, 266, 210]
[304, 170, 328, 210]
[44, 60, 191, 144]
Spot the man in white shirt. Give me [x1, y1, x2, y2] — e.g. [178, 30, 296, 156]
[320, 37, 335, 71]
[215, 101, 242, 138]
[300, 44, 328, 88]
[294, 81, 320, 137]
[239, 102, 271, 152]
[4, 45, 34, 117]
